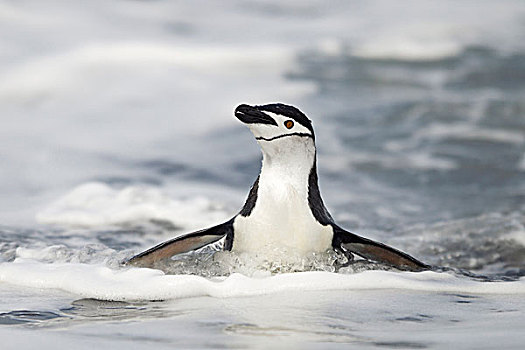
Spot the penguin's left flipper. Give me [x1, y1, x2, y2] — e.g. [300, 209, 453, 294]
[332, 225, 429, 271]
[125, 219, 233, 268]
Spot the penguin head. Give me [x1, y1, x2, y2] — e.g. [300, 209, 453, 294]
[234, 103, 315, 143]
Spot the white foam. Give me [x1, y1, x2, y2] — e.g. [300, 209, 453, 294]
[347, 1, 525, 59]
[0, 259, 524, 301]
[416, 123, 525, 145]
[344, 149, 458, 171]
[36, 182, 230, 229]
[0, 43, 295, 101]
[354, 38, 461, 61]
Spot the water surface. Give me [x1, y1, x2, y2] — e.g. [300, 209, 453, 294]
[1, 1, 525, 348]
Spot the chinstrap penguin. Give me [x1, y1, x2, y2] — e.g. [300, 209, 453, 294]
[127, 103, 428, 271]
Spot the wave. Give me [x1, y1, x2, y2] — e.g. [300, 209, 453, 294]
[36, 182, 230, 230]
[1, 258, 524, 302]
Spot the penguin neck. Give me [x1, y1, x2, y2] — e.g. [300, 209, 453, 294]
[258, 136, 316, 195]
[232, 135, 335, 254]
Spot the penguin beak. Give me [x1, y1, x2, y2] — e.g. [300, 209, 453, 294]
[235, 104, 278, 126]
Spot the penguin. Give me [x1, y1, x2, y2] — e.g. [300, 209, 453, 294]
[127, 103, 428, 271]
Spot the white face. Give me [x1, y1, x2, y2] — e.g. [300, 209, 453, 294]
[244, 112, 313, 142]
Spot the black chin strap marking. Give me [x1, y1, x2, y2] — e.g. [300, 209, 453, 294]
[256, 132, 312, 142]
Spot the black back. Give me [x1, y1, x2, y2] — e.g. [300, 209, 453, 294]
[239, 176, 259, 217]
[307, 158, 334, 225]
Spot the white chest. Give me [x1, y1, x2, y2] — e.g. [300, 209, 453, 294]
[232, 169, 333, 254]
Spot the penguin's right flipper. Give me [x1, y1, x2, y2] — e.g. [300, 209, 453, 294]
[332, 224, 429, 271]
[126, 219, 234, 268]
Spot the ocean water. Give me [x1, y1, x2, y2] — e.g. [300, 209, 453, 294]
[1, 1, 525, 349]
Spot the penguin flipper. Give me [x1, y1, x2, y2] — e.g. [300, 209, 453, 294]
[126, 219, 234, 268]
[332, 224, 429, 271]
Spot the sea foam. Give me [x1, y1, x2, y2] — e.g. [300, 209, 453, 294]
[1, 259, 524, 302]
[36, 182, 230, 230]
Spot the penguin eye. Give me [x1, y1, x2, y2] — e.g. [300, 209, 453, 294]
[284, 120, 294, 129]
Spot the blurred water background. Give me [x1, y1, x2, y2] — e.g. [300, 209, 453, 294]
[1, 1, 525, 349]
